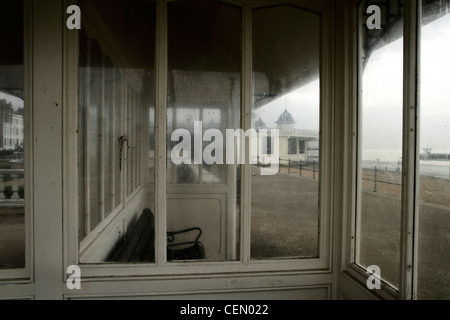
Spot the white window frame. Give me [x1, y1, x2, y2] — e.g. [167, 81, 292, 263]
[0, 0, 33, 284]
[338, 0, 422, 300]
[65, 1, 333, 283]
[0, 0, 339, 300]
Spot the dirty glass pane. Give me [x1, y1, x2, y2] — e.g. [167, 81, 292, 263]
[167, 0, 241, 261]
[78, 0, 156, 264]
[88, 38, 103, 231]
[417, 0, 450, 300]
[0, 1, 25, 269]
[356, 0, 404, 288]
[251, 5, 320, 259]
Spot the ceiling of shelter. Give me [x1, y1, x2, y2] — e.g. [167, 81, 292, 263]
[168, 2, 321, 110]
[167, 0, 241, 73]
[252, 5, 320, 108]
[80, 0, 156, 69]
[81, 0, 321, 110]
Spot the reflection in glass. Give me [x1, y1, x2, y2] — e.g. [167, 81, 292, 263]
[0, 1, 25, 269]
[356, 0, 404, 288]
[167, 0, 241, 261]
[251, 6, 320, 259]
[78, 0, 156, 263]
[418, 0, 450, 299]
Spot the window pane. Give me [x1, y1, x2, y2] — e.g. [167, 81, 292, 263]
[288, 138, 297, 155]
[418, 0, 450, 300]
[78, 0, 156, 263]
[251, 5, 320, 259]
[356, 0, 404, 288]
[167, 0, 241, 261]
[0, 0, 25, 269]
[88, 38, 103, 231]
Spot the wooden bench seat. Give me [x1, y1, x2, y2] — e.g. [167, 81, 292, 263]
[110, 208, 205, 262]
[111, 208, 155, 263]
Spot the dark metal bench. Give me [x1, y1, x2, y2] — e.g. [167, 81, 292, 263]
[110, 208, 205, 262]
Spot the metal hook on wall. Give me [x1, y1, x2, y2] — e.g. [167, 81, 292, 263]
[118, 135, 129, 171]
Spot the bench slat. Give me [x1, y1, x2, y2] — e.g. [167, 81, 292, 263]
[130, 209, 155, 262]
[113, 208, 153, 262]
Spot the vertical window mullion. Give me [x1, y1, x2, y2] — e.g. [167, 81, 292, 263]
[413, 0, 422, 300]
[123, 74, 128, 199]
[353, 2, 365, 267]
[155, 0, 168, 265]
[119, 69, 126, 208]
[123, 74, 128, 203]
[241, 3, 252, 264]
[134, 92, 138, 189]
[126, 83, 131, 196]
[23, 0, 32, 277]
[100, 56, 105, 221]
[136, 93, 139, 189]
[84, 40, 92, 236]
[140, 93, 144, 188]
[111, 68, 117, 209]
[129, 86, 133, 191]
[138, 94, 143, 189]
[114, 68, 122, 210]
[400, 0, 420, 300]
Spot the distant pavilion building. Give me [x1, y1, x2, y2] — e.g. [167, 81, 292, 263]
[255, 109, 319, 163]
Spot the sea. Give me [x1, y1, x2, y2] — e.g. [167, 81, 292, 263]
[362, 149, 450, 179]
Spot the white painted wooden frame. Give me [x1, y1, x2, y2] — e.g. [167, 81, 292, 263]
[0, 0, 336, 300]
[0, 0, 67, 300]
[0, 0, 429, 300]
[400, 0, 420, 300]
[62, 0, 335, 289]
[0, 0, 33, 284]
[0, 0, 67, 301]
[68, 0, 150, 263]
[0, 0, 337, 300]
[340, 0, 400, 300]
[337, 0, 421, 300]
[33, 0, 65, 300]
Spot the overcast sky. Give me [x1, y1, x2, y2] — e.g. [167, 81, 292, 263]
[0, 90, 23, 111]
[255, 79, 320, 132]
[257, 11, 450, 158]
[419, 13, 450, 152]
[363, 11, 450, 153]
